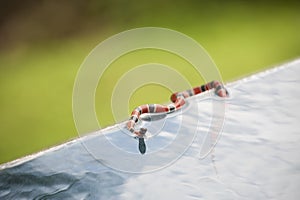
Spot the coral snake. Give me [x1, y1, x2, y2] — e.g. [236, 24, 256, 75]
[126, 80, 228, 154]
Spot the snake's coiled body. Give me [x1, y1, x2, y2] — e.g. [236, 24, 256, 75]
[127, 80, 228, 137]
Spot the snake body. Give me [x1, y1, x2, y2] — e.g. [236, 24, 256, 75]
[127, 80, 228, 137]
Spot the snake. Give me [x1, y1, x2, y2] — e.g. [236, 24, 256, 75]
[127, 80, 228, 138]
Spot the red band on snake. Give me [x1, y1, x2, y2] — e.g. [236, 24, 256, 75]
[127, 80, 228, 137]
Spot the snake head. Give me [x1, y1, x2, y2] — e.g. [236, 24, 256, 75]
[216, 87, 229, 97]
[134, 127, 147, 138]
[139, 127, 147, 135]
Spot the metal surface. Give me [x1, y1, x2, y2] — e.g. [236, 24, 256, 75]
[1, 59, 300, 199]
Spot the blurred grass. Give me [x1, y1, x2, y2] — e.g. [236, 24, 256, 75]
[0, 1, 300, 164]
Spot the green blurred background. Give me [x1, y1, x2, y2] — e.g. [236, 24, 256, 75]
[0, 0, 299, 164]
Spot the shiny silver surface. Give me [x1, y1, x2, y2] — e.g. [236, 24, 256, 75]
[1, 59, 300, 199]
